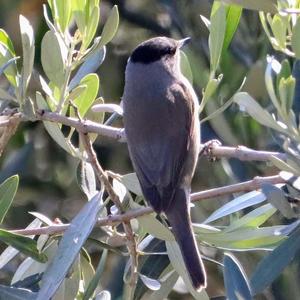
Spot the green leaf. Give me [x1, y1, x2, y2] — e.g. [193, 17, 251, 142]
[0, 285, 37, 299]
[73, 73, 99, 117]
[262, 184, 296, 219]
[0, 29, 15, 55]
[278, 76, 295, 114]
[199, 76, 222, 113]
[0, 42, 17, 87]
[219, 0, 276, 13]
[250, 225, 300, 294]
[139, 273, 161, 290]
[292, 17, 300, 59]
[0, 175, 19, 224]
[271, 15, 287, 49]
[36, 192, 103, 300]
[180, 50, 193, 84]
[209, 2, 226, 73]
[69, 44, 106, 90]
[19, 15, 35, 95]
[204, 190, 266, 224]
[41, 30, 66, 87]
[83, 5, 100, 49]
[196, 225, 287, 250]
[138, 214, 174, 241]
[166, 241, 210, 299]
[11, 240, 57, 284]
[233, 92, 285, 132]
[225, 203, 277, 232]
[82, 249, 107, 300]
[120, 173, 143, 196]
[77, 160, 97, 198]
[147, 270, 179, 300]
[52, 0, 72, 32]
[0, 219, 42, 269]
[99, 5, 119, 47]
[72, 0, 86, 34]
[223, 253, 252, 300]
[276, 59, 291, 88]
[0, 229, 47, 262]
[36, 92, 76, 155]
[86, 97, 105, 142]
[222, 5, 242, 53]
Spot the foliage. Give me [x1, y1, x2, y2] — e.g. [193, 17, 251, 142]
[0, 0, 300, 299]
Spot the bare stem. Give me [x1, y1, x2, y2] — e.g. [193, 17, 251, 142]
[80, 133, 139, 289]
[11, 174, 285, 236]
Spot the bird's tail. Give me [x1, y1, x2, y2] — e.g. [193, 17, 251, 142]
[165, 188, 206, 290]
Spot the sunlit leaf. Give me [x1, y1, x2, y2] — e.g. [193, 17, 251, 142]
[209, 2, 226, 73]
[36, 92, 76, 155]
[180, 50, 193, 84]
[139, 273, 161, 291]
[0, 42, 17, 86]
[69, 45, 106, 90]
[225, 203, 277, 232]
[138, 214, 174, 241]
[233, 92, 285, 132]
[41, 30, 66, 87]
[77, 161, 97, 199]
[292, 16, 300, 59]
[19, 15, 35, 94]
[83, 5, 100, 49]
[0, 29, 15, 55]
[222, 5, 242, 53]
[73, 73, 99, 117]
[0, 175, 19, 224]
[120, 173, 143, 196]
[36, 192, 103, 300]
[204, 190, 266, 224]
[166, 241, 209, 299]
[99, 5, 119, 47]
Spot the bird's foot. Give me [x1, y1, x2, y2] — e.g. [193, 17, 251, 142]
[199, 139, 222, 162]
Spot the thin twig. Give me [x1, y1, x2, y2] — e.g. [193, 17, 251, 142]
[36, 110, 125, 141]
[0, 110, 287, 162]
[11, 174, 286, 236]
[80, 133, 139, 289]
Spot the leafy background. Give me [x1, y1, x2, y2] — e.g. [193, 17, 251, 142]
[0, 0, 299, 299]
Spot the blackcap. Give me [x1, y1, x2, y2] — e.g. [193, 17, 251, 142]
[123, 36, 206, 290]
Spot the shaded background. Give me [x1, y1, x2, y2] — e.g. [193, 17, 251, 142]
[0, 0, 299, 299]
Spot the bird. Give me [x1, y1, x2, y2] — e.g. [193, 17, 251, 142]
[122, 36, 206, 290]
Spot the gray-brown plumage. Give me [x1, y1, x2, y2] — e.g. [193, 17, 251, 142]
[122, 36, 206, 290]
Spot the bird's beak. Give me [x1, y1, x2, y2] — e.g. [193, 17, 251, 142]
[178, 37, 191, 49]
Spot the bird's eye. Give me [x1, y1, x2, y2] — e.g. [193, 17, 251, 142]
[167, 47, 176, 55]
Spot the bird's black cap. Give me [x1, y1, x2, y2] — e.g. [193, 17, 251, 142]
[130, 37, 178, 64]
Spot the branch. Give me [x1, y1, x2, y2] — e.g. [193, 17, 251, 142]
[36, 110, 125, 142]
[36, 110, 286, 162]
[80, 133, 138, 289]
[11, 174, 286, 236]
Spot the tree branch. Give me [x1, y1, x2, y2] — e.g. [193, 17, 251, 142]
[11, 174, 286, 237]
[80, 132, 138, 289]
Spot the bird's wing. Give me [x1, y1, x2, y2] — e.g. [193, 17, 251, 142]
[125, 82, 196, 212]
